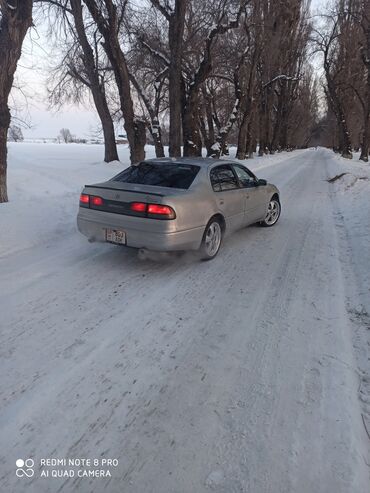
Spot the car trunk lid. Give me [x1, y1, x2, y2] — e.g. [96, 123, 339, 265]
[81, 182, 184, 218]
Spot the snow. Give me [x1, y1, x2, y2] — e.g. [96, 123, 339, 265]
[0, 145, 369, 492]
[0, 143, 124, 259]
[325, 150, 370, 441]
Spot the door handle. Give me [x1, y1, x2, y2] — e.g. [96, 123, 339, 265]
[219, 199, 224, 205]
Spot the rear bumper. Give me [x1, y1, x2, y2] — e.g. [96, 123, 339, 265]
[77, 210, 204, 251]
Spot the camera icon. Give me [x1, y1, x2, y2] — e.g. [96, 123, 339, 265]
[16, 458, 34, 478]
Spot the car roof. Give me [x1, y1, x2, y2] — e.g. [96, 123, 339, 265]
[141, 157, 239, 169]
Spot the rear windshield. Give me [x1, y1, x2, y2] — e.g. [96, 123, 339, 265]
[111, 161, 200, 190]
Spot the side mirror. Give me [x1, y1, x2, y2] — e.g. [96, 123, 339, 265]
[257, 178, 267, 186]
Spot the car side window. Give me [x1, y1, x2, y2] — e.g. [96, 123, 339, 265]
[210, 165, 239, 192]
[232, 164, 257, 188]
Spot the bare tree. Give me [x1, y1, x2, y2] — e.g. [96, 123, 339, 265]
[69, 0, 119, 161]
[235, 8, 261, 160]
[150, 0, 187, 157]
[82, 0, 146, 164]
[143, 0, 249, 157]
[317, 1, 369, 161]
[324, 21, 352, 158]
[314, 6, 356, 159]
[129, 73, 166, 157]
[181, 1, 248, 157]
[33, 0, 319, 165]
[210, 44, 249, 158]
[40, 0, 119, 162]
[59, 127, 73, 142]
[0, 0, 33, 203]
[126, 10, 167, 158]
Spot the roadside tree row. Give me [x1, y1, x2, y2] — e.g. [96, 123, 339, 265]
[43, 0, 318, 163]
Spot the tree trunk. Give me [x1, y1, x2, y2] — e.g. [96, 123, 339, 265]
[359, 81, 369, 161]
[279, 116, 289, 151]
[182, 97, 202, 157]
[271, 87, 284, 152]
[129, 74, 165, 158]
[99, 107, 119, 162]
[211, 98, 240, 158]
[360, 20, 370, 162]
[0, 107, 9, 202]
[148, 121, 165, 158]
[236, 98, 255, 160]
[199, 113, 213, 157]
[236, 53, 258, 159]
[0, 1, 33, 203]
[326, 78, 352, 158]
[258, 87, 271, 156]
[248, 122, 257, 158]
[129, 120, 146, 163]
[236, 111, 249, 160]
[183, 88, 202, 156]
[199, 88, 215, 157]
[168, 0, 187, 157]
[271, 86, 292, 152]
[258, 109, 266, 156]
[324, 57, 352, 159]
[359, 105, 369, 162]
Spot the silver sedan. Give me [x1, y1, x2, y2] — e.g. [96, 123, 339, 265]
[77, 157, 280, 260]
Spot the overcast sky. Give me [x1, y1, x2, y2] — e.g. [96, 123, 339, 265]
[15, 0, 328, 140]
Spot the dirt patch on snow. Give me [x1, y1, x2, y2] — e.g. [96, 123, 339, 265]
[328, 172, 368, 190]
[327, 172, 348, 183]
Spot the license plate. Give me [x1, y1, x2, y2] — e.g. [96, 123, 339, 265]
[105, 228, 126, 245]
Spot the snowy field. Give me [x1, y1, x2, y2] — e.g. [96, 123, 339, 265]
[0, 143, 369, 492]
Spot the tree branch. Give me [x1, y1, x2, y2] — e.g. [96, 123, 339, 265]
[149, 0, 171, 21]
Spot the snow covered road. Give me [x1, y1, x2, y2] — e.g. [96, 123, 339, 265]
[0, 146, 369, 492]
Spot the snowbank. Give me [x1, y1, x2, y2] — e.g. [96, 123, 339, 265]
[326, 149, 370, 442]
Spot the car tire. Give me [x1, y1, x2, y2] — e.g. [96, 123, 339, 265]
[260, 197, 281, 227]
[199, 218, 223, 260]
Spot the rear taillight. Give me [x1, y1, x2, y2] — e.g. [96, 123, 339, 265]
[80, 194, 104, 208]
[80, 194, 90, 207]
[130, 202, 147, 212]
[129, 202, 175, 219]
[91, 196, 104, 206]
[147, 204, 174, 217]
